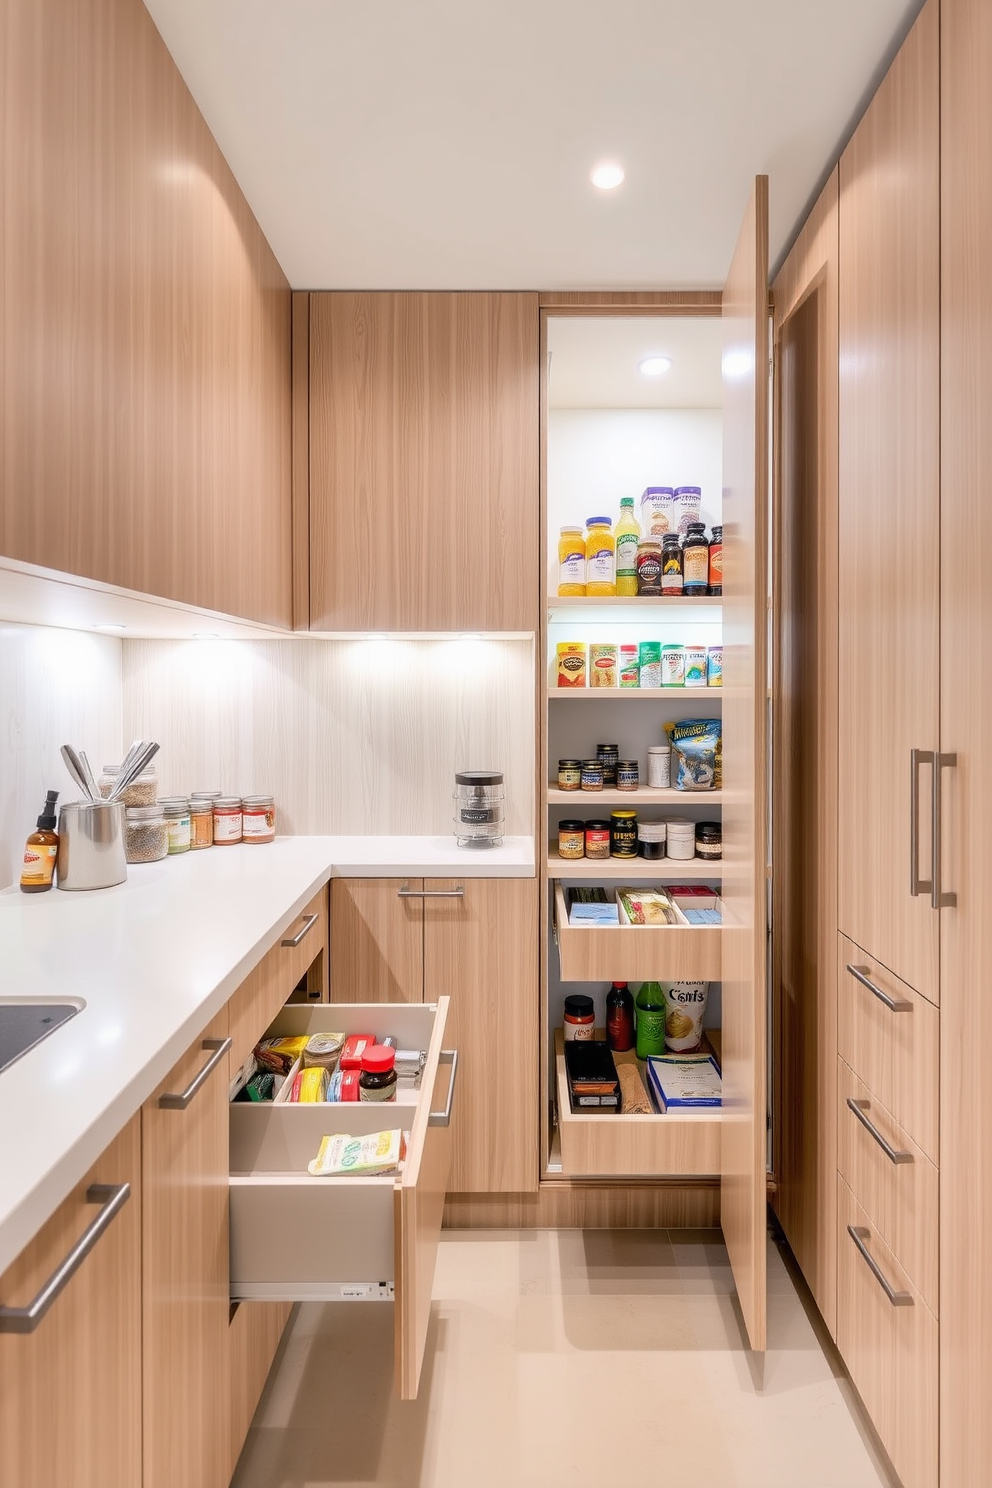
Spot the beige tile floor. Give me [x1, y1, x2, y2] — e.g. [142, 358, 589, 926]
[231, 1228, 900, 1488]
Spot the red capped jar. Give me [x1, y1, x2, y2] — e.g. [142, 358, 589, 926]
[358, 1046, 398, 1102]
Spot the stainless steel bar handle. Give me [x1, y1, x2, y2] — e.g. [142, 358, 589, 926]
[428, 1049, 458, 1127]
[910, 748, 934, 897]
[931, 752, 958, 910]
[281, 912, 319, 948]
[846, 1097, 914, 1165]
[159, 1037, 232, 1110]
[845, 963, 912, 1013]
[847, 1225, 913, 1307]
[0, 1183, 131, 1334]
[397, 887, 465, 899]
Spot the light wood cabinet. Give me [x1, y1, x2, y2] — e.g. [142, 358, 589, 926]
[306, 292, 540, 632]
[142, 1012, 232, 1488]
[330, 879, 424, 1003]
[0, 0, 293, 625]
[836, 0, 940, 1002]
[0, 1117, 142, 1488]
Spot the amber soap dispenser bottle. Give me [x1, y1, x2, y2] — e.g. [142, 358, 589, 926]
[20, 791, 60, 893]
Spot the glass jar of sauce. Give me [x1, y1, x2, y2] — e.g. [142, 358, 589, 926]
[242, 795, 276, 844]
[617, 760, 639, 791]
[359, 1046, 397, 1102]
[682, 522, 710, 596]
[661, 534, 683, 595]
[558, 821, 585, 860]
[213, 797, 243, 845]
[584, 820, 611, 860]
[558, 759, 582, 791]
[581, 759, 604, 791]
[564, 994, 595, 1041]
[596, 744, 619, 788]
[636, 540, 662, 596]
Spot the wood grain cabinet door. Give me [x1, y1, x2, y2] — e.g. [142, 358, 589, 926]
[837, 0, 940, 1001]
[330, 878, 425, 1003]
[423, 877, 538, 1193]
[142, 1011, 231, 1488]
[308, 292, 540, 632]
[0, 1117, 142, 1488]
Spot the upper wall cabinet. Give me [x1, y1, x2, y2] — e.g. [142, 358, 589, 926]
[305, 292, 540, 632]
[0, 0, 293, 628]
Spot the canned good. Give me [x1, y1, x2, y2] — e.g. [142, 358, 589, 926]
[584, 820, 611, 860]
[610, 809, 638, 858]
[558, 759, 582, 791]
[617, 760, 639, 791]
[558, 821, 585, 860]
[581, 759, 604, 791]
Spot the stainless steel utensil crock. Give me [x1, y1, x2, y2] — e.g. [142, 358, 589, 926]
[56, 801, 127, 891]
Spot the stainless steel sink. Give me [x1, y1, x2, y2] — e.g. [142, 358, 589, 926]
[0, 1002, 81, 1075]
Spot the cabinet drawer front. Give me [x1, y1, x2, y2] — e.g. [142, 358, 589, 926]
[555, 1033, 720, 1178]
[837, 935, 938, 1161]
[836, 1176, 937, 1488]
[554, 883, 722, 982]
[837, 1058, 937, 1312]
[229, 1000, 453, 1400]
[229, 887, 328, 1073]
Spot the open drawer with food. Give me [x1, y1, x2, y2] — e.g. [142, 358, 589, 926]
[552, 880, 723, 982]
[228, 1000, 456, 1400]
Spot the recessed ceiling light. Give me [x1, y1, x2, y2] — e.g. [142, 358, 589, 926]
[192, 631, 221, 640]
[94, 623, 127, 631]
[638, 356, 673, 377]
[590, 162, 625, 190]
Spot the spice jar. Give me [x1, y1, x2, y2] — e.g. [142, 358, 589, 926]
[682, 522, 710, 596]
[638, 821, 668, 860]
[558, 821, 586, 860]
[558, 759, 582, 792]
[610, 809, 638, 858]
[695, 821, 723, 861]
[358, 1046, 398, 1102]
[160, 797, 191, 855]
[584, 820, 611, 860]
[99, 762, 158, 807]
[124, 804, 168, 863]
[665, 819, 696, 861]
[563, 994, 595, 1041]
[596, 744, 619, 789]
[188, 799, 214, 850]
[242, 795, 276, 844]
[617, 759, 639, 791]
[647, 745, 671, 788]
[636, 540, 662, 596]
[213, 797, 243, 845]
[580, 759, 604, 791]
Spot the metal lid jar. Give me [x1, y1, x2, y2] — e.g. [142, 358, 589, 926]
[213, 797, 243, 846]
[453, 770, 505, 849]
[124, 804, 168, 863]
[242, 795, 276, 844]
[160, 797, 191, 855]
[99, 762, 158, 808]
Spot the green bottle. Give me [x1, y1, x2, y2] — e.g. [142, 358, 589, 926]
[635, 981, 667, 1059]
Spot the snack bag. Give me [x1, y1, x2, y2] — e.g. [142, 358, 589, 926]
[663, 982, 709, 1052]
[664, 718, 722, 790]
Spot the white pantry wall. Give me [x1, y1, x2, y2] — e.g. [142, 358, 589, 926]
[121, 637, 535, 837]
[0, 624, 123, 890]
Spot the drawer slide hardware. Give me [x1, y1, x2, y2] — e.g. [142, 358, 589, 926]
[0, 1183, 131, 1334]
[281, 912, 320, 948]
[846, 1098, 913, 1164]
[847, 1225, 913, 1307]
[160, 1037, 232, 1110]
[429, 1049, 458, 1127]
[846, 963, 912, 1013]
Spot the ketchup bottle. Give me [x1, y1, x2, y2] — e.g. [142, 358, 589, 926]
[605, 981, 635, 1052]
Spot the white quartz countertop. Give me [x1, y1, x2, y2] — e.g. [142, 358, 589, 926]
[0, 833, 534, 1274]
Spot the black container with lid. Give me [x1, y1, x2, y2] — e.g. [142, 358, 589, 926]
[558, 759, 582, 791]
[682, 522, 710, 596]
[695, 820, 722, 860]
[563, 994, 596, 1041]
[661, 533, 683, 594]
[596, 744, 619, 788]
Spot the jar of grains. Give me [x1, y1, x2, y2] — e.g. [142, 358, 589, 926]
[242, 795, 276, 844]
[213, 797, 243, 846]
[99, 762, 158, 808]
[124, 805, 168, 863]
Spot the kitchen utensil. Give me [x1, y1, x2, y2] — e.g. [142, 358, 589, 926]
[107, 741, 160, 802]
[60, 746, 97, 802]
[78, 750, 100, 802]
[56, 801, 127, 890]
[111, 739, 146, 795]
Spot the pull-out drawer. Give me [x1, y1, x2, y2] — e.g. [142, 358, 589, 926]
[554, 1031, 720, 1178]
[229, 1001, 455, 1400]
[837, 1058, 937, 1312]
[837, 935, 938, 1162]
[836, 1175, 937, 1488]
[553, 882, 722, 983]
[229, 887, 329, 1073]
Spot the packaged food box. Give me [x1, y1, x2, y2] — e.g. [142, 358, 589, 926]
[307, 1128, 408, 1177]
[666, 885, 719, 910]
[556, 642, 587, 688]
[615, 887, 682, 926]
[254, 1036, 308, 1076]
[646, 1053, 721, 1110]
[589, 644, 618, 688]
[289, 1066, 330, 1102]
[340, 1034, 376, 1070]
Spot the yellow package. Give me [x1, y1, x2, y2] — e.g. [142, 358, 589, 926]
[556, 642, 587, 688]
[289, 1066, 329, 1102]
[307, 1129, 408, 1177]
[589, 644, 618, 688]
[254, 1036, 308, 1075]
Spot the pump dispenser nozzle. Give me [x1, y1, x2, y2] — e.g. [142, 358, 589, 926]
[37, 791, 59, 831]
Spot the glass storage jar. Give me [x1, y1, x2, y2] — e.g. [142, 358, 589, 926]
[242, 795, 276, 844]
[124, 804, 167, 863]
[99, 762, 158, 807]
[160, 797, 191, 855]
[213, 797, 243, 845]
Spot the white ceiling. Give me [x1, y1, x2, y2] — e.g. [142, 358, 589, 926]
[548, 316, 724, 408]
[143, 0, 923, 292]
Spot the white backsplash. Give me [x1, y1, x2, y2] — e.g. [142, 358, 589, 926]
[121, 636, 536, 838]
[0, 624, 124, 890]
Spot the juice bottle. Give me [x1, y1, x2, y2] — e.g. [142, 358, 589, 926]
[557, 526, 586, 596]
[585, 518, 616, 596]
[615, 497, 641, 596]
[635, 981, 667, 1059]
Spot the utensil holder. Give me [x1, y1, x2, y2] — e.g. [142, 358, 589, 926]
[57, 802, 127, 891]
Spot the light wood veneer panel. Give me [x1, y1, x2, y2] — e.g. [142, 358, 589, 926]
[940, 0, 992, 1480]
[720, 176, 769, 1354]
[330, 879, 424, 1004]
[1, 0, 292, 624]
[553, 883, 722, 982]
[837, 0, 940, 999]
[423, 878, 539, 1193]
[837, 934, 938, 1163]
[142, 1011, 230, 1488]
[837, 1058, 937, 1313]
[227, 1300, 292, 1476]
[444, 1187, 721, 1229]
[836, 1175, 937, 1488]
[770, 168, 840, 1335]
[228, 887, 328, 1073]
[0, 1117, 142, 1488]
[308, 292, 540, 632]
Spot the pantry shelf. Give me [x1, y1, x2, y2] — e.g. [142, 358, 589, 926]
[547, 786, 723, 806]
[548, 596, 722, 610]
[548, 687, 723, 701]
[547, 850, 721, 881]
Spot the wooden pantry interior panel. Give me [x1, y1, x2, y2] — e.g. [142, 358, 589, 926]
[0, 0, 293, 627]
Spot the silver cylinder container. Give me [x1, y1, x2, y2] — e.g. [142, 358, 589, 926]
[57, 801, 127, 890]
[453, 770, 505, 849]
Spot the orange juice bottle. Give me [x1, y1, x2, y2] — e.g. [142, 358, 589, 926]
[585, 518, 616, 596]
[557, 526, 586, 596]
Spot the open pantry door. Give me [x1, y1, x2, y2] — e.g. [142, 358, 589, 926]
[720, 176, 769, 1353]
